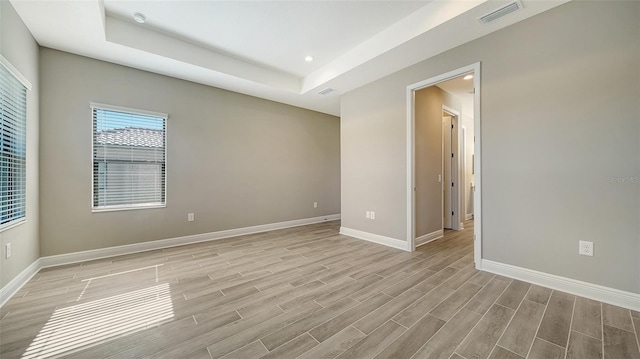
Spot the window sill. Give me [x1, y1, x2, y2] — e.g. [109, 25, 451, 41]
[92, 204, 166, 213]
[0, 218, 27, 233]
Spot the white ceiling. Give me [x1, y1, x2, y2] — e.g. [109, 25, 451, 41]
[438, 75, 475, 101]
[438, 74, 475, 117]
[10, 0, 569, 116]
[104, 1, 430, 78]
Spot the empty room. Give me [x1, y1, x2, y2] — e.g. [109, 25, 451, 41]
[1, 0, 639, 358]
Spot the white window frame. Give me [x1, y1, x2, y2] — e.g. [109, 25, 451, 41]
[0, 55, 31, 232]
[90, 102, 168, 212]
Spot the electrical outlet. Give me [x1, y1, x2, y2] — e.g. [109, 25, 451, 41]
[579, 240, 594, 256]
[366, 211, 370, 219]
[370, 211, 375, 220]
[188, 213, 195, 222]
[313, 202, 318, 208]
[5, 243, 11, 259]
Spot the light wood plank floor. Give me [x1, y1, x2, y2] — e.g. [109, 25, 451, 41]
[1, 220, 639, 358]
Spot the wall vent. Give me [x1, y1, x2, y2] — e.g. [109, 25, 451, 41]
[478, 0, 523, 24]
[318, 88, 335, 95]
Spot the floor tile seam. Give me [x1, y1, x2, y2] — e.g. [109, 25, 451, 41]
[562, 296, 577, 359]
[571, 328, 605, 342]
[489, 283, 536, 358]
[355, 319, 408, 359]
[498, 344, 525, 358]
[532, 335, 568, 352]
[450, 278, 515, 358]
[602, 323, 638, 335]
[527, 289, 555, 358]
[631, 310, 640, 355]
[601, 302, 605, 359]
[394, 280, 465, 329]
[428, 274, 488, 323]
[256, 297, 359, 352]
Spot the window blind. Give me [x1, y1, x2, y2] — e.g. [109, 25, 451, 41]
[92, 104, 166, 210]
[0, 62, 27, 228]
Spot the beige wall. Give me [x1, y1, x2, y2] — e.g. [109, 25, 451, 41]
[414, 86, 461, 238]
[341, 1, 640, 293]
[39, 49, 340, 256]
[0, 1, 40, 288]
[341, 80, 406, 240]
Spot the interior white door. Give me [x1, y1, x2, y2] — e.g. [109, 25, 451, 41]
[443, 116, 452, 229]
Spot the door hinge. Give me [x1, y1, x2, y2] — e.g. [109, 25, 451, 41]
[452, 211, 454, 216]
[452, 182, 454, 187]
[451, 153, 454, 158]
[451, 124, 454, 129]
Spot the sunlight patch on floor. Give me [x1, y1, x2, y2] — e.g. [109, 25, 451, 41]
[21, 283, 174, 358]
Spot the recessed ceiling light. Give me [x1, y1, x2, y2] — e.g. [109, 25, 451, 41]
[305, 56, 314, 62]
[463, 74, 474, 80]
[133, 12, 146, 24]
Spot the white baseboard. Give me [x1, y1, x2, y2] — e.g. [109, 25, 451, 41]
[0, 258, 41, 307]
[340, 227, 409, 251]
[1, 214, 340, 307]
[465, 214, 474, 220]
[40, 214, 341, 268]
[416, 229, 443, 247]
[481, 259, 640, 311]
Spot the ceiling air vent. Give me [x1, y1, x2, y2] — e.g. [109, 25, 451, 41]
[318, 88, 335, 95]
[478, 0, 523, 24]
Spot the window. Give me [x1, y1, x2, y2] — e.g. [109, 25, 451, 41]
[0, 57, 29, 230]
[91, 103, 167, 211]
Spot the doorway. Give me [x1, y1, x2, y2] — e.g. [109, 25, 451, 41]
[406, 63, 482, 268]
[442, 107, 461, 231]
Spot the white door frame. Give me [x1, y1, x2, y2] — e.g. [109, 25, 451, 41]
[460, 126, 467, 225]
[442, 105, 462, 231]
[406, 62, 482, 269]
